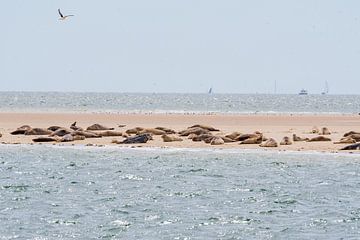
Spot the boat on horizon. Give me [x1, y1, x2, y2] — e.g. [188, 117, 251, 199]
[321, 81, 329, 95]
[298, 89, 308, 95]
[208, 87, 213, 94]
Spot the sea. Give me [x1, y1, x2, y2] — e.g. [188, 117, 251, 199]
[1, 92, 360, 239]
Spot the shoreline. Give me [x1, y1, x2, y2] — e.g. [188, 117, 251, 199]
[0, 112, 359, 153]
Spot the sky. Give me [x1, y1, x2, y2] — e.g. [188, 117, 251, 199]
[1, 0, 360, 94]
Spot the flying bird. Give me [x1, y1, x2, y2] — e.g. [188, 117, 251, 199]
[58, 9, 74, 20]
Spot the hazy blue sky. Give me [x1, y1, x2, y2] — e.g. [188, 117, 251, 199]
[1, 1, 360, 93]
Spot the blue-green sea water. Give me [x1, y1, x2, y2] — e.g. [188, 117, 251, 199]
[1, 145, 360, 239]
[0, 92, 359, 114]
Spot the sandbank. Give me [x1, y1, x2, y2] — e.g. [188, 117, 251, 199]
[0, 112, 359, 153]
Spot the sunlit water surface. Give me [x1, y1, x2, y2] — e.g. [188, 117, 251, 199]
[1, 145, 360, 239]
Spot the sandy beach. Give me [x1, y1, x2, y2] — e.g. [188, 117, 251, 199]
[0, 112, 359, 153]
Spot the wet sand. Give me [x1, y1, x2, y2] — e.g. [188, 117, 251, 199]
[0, 112, 359, 152]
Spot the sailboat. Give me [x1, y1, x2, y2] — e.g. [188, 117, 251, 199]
[208, 87, 213, 94]
[321, 81, 329, 95]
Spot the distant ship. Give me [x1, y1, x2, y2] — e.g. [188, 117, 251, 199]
[298, 89, 308, 95]
[208, 87, 213, 94]
[321, 81, 329, 95]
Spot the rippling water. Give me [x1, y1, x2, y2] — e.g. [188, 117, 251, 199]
[1, 92, 359, 114]
[1, 145, 360, 239]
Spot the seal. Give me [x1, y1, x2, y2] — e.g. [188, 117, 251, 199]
[320, 127, 331, 135]
[139, 128, 166, 135]
[50, 128, 72, 137]
[126, 127, 144, 135]
[344, 134, 360, 142]
[240, 135, 263, 144]
[86, 124, 114, 131]
[0, 133, 2, 138]
[344, 131, 360, 137]
[236, 133, 262, 142]
[260, 138, 278, 147]
[334, 137, 356, 144]
[189, 124, 220, 131]
[293, 134, 309, 142]
[307, 136, 331, 142]
[119, 133, 152, 144]
[225, 132, 242, 141]
[32, 136, 60, 142]
[192, 134, 214, 142]
[280, 136, 292, 145]
[179, 127, 209, 136]
[311, 126, 320, 134]
[155, 127, 176, 134]
[161, 134, 183, 142]
[97, 131, 123, 137]
[47, 126, 63, 131]
[11, 125, 31, 135]
[341, 143, 360, 150]
[25, 128, 53, 135]
[71, 131, 102, 138]
[210, 136, 225, 145]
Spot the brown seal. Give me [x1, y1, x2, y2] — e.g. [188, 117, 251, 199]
[311, 126, 320, 134]
[344, 131, 360, 137]
[11, 125, 32, 135]
[50, 128, 72, 137]
[307, 136, 331, 142]
[293, 134, 309, 142]
[161, 134, 183, 142]
[192, 134, 214, 142]
[260, 138, 278, 147]
[240, 135, 263, 144]
[225, 132, 242, 140]
[179, 127, 209, 136]
[189, 124, 220, 131]
[210, 136, 225, 145]
[334, 137, 356, 144]
[70, 122, 84, 131]
[86, 124, 114, 131]
[25, 128, 53, 135]
[139, 128, 166, 135]
[97, 131, 123, 137]
[155, 127, 176, 134]
[320, 127, 331, 135]
[126, 127, 144, 135]
[236, 133, 262, 142]
[280, 136, 292, 145]
[71, 131, 101, 138]
[345, 134, 360, 142]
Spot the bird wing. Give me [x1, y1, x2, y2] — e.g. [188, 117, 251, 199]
[58, 9, 64, 18]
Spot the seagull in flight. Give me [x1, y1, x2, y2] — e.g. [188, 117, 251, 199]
[58, 9, 74, 20]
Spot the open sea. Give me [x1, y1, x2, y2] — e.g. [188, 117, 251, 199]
[1, 92, 360, 239]
[0, 92, 359, 114]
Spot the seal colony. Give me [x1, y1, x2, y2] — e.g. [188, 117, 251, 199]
[0, 112, 359, 153]
[2, 121, 360, 152]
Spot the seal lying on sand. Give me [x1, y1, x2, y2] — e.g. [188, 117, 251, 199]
[126, 127, 144, 135]
[344, 131, 360, 137]
[334, 137, 356, 144]
[139, 128, 166, 135]
[156, 127, 176, 134]
[311, 126, 320, 134]
[345, 134, 360, 142]
[71, 131, 102, 138]
[240, 135, 263, 144]
[32, 136, 59, 142]
[236, 133, 262, 142]
[260, 138, 278, 147]
[86, 124, 114, 131]
[225, 132, 242, 140]
[280, 136, 292, 145]
[0, 133, 2, 138]
[47, 126, 62, 131]
[341, 143, 360, 150]
[210, 136, 224, 145]
[119, 133, 152, 144]
[192, 133, 214, 142]
[97, 131, 123, 137]
[161, 134, 183, 142]
[50, 128, 72, 137]
[189, 124, 219, 131]
[307, 136, 331, 142]
[179, 127, 209, 136]
[25, 128, 52, 135]
[11, 125, 32, 135]
[320, 127, 331, 135]
[293, 134, 309, 142]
